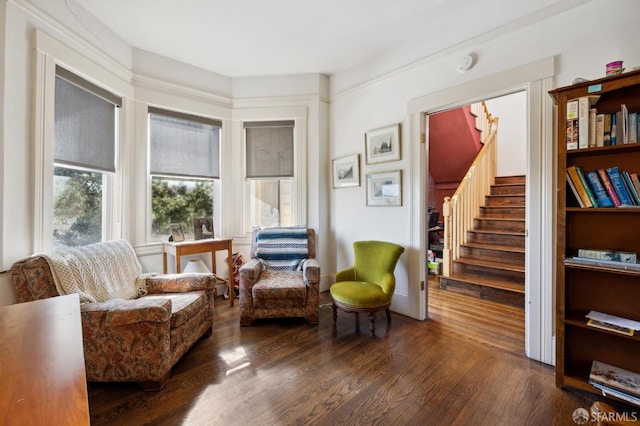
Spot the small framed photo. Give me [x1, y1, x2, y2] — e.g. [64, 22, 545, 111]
[332, 154, 360, 188]
[366, 170, 402, 206]
[194, 217, 214, 240]
[365, 123, 401, 165]
[169, 223, 185, 242]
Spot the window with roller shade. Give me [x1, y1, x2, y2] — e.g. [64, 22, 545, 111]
[53, 66, 121, 248]
[149, 107, 221, 240]
[244, 121, 295, 229]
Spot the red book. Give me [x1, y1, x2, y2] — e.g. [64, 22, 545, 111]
[598, 168, 621, 206]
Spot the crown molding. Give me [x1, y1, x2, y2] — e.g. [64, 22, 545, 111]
[12, 0, 133, 83]
[133, 74, 232, 108]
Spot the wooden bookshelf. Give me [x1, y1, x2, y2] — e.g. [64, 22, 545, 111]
[550, 69, 640, 406]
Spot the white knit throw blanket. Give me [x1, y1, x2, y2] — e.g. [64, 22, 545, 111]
[44, 239, 147, 303]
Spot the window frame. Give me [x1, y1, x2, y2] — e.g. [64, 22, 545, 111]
[33, 31, 130, 253]
[242, 116, 307, 235]
[146, 106, 222, 243]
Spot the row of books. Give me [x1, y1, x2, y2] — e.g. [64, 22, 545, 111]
[566, 165, 640, 208]
[589, 360, 640, 406]
[566, 96, 639, 149]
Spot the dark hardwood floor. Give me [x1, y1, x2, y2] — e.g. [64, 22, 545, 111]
[87, 291, 635, 425]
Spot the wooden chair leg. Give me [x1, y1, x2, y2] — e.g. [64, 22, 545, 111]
[386, 308, 391, 323]
[369, 312, 377, 336]
[332, 303, 338, 326]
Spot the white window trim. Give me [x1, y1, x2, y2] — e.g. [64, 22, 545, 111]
[33, 29, 131, 252]
[239, 112, 307, 235]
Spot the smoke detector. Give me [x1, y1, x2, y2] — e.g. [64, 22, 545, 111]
[457, 54, 476, 73]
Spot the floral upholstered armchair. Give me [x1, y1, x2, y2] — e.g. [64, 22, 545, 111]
[239, 227, 320, 326]
[11, 239, 215, 391]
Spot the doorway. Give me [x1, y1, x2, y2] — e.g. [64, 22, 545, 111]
[426, 92, 527, 354]
[406, 57, 556, 364]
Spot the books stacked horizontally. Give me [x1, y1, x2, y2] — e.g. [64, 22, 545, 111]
[566, 248, 640, 272]
[566, 96, 638, 150]
[566, 165, 640, 208]
[589, 360, 640, 406]
[584, 310, 640, 336]
[565, 248, 640, 272]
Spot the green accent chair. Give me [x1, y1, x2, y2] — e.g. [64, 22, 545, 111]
[330, 240, 404, 335]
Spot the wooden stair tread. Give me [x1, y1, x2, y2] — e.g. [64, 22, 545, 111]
[470, 229, 525, 236]
[481, 205, 525, 210]
[462, 242, 525, 253]
[476, 217, 525, 222]
[454, 258, 525, 273]
[442, 272, 525, 293]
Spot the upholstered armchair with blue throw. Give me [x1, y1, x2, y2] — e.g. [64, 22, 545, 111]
[239, 227, 320, 326]
[330, 240, 404, 336]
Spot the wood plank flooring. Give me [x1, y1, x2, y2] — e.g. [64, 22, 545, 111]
[87, 292, 636, 425]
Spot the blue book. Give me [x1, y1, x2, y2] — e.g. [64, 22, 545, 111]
[611, 113, 617, 145]
[606, 166, 634, 206]
[622, 171, 640, 205]
[584, 170, 614, 207]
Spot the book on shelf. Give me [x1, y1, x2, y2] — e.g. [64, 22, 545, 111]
[604, 113, 612, 146]
[629, 112, 638, 144]
[577, 248, 637, 263]
[576, 96, 600, 149]
[566, 172, 585, 207]
[584, 170, 614, 207]
[606, 166, 635, 206]
[591, 381, 640, 406]
[589, 108, 598, 148]
[575, 166, 598, 206]
[611, 112, 618, 145]
[631, 173, 640, 200]
[587, 318, 635, 336]
[566, 256, 640, 272]
[595, 113, 605, 147]
[621, 105, 629, 144]
[589, 108, 597, 148]
[589, 361, 640, 402]
[567, 166, 594, 207]
[622, 171, 640, 205]
[566, 99, 579, 150]
[598, 168, 622, 207]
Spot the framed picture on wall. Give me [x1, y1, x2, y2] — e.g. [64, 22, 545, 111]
[332, 154, 360, 188]
[366, 170, 402, 206]
[365, 123, 401, 165]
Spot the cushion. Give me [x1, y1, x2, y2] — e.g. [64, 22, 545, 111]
[141, 291, 207, 328]
[330, 281, 391, 308]
[252, 270, 306, 309]
[255, 227, 308, 271]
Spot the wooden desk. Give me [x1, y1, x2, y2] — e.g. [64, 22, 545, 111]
[162, 238, 235, 306]
[0, 294, 89, 425]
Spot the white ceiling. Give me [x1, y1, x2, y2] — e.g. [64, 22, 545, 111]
[72, 0, 573, 78]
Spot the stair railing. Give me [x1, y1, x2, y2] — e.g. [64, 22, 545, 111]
[442, 111, 498, 277]
[470, 101, 492, 143]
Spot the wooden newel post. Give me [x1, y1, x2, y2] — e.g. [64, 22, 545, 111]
[442, 197, 452, 277]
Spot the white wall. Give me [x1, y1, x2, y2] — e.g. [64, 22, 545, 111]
[486, 91, 527, 177]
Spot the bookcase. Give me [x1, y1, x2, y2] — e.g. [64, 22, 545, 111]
[550, 69, 640, 402]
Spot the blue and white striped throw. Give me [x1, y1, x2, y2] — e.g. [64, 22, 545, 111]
[255, 227, 308, 271]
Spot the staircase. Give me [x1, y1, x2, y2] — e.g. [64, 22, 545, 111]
[439, 175, 525, 307]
